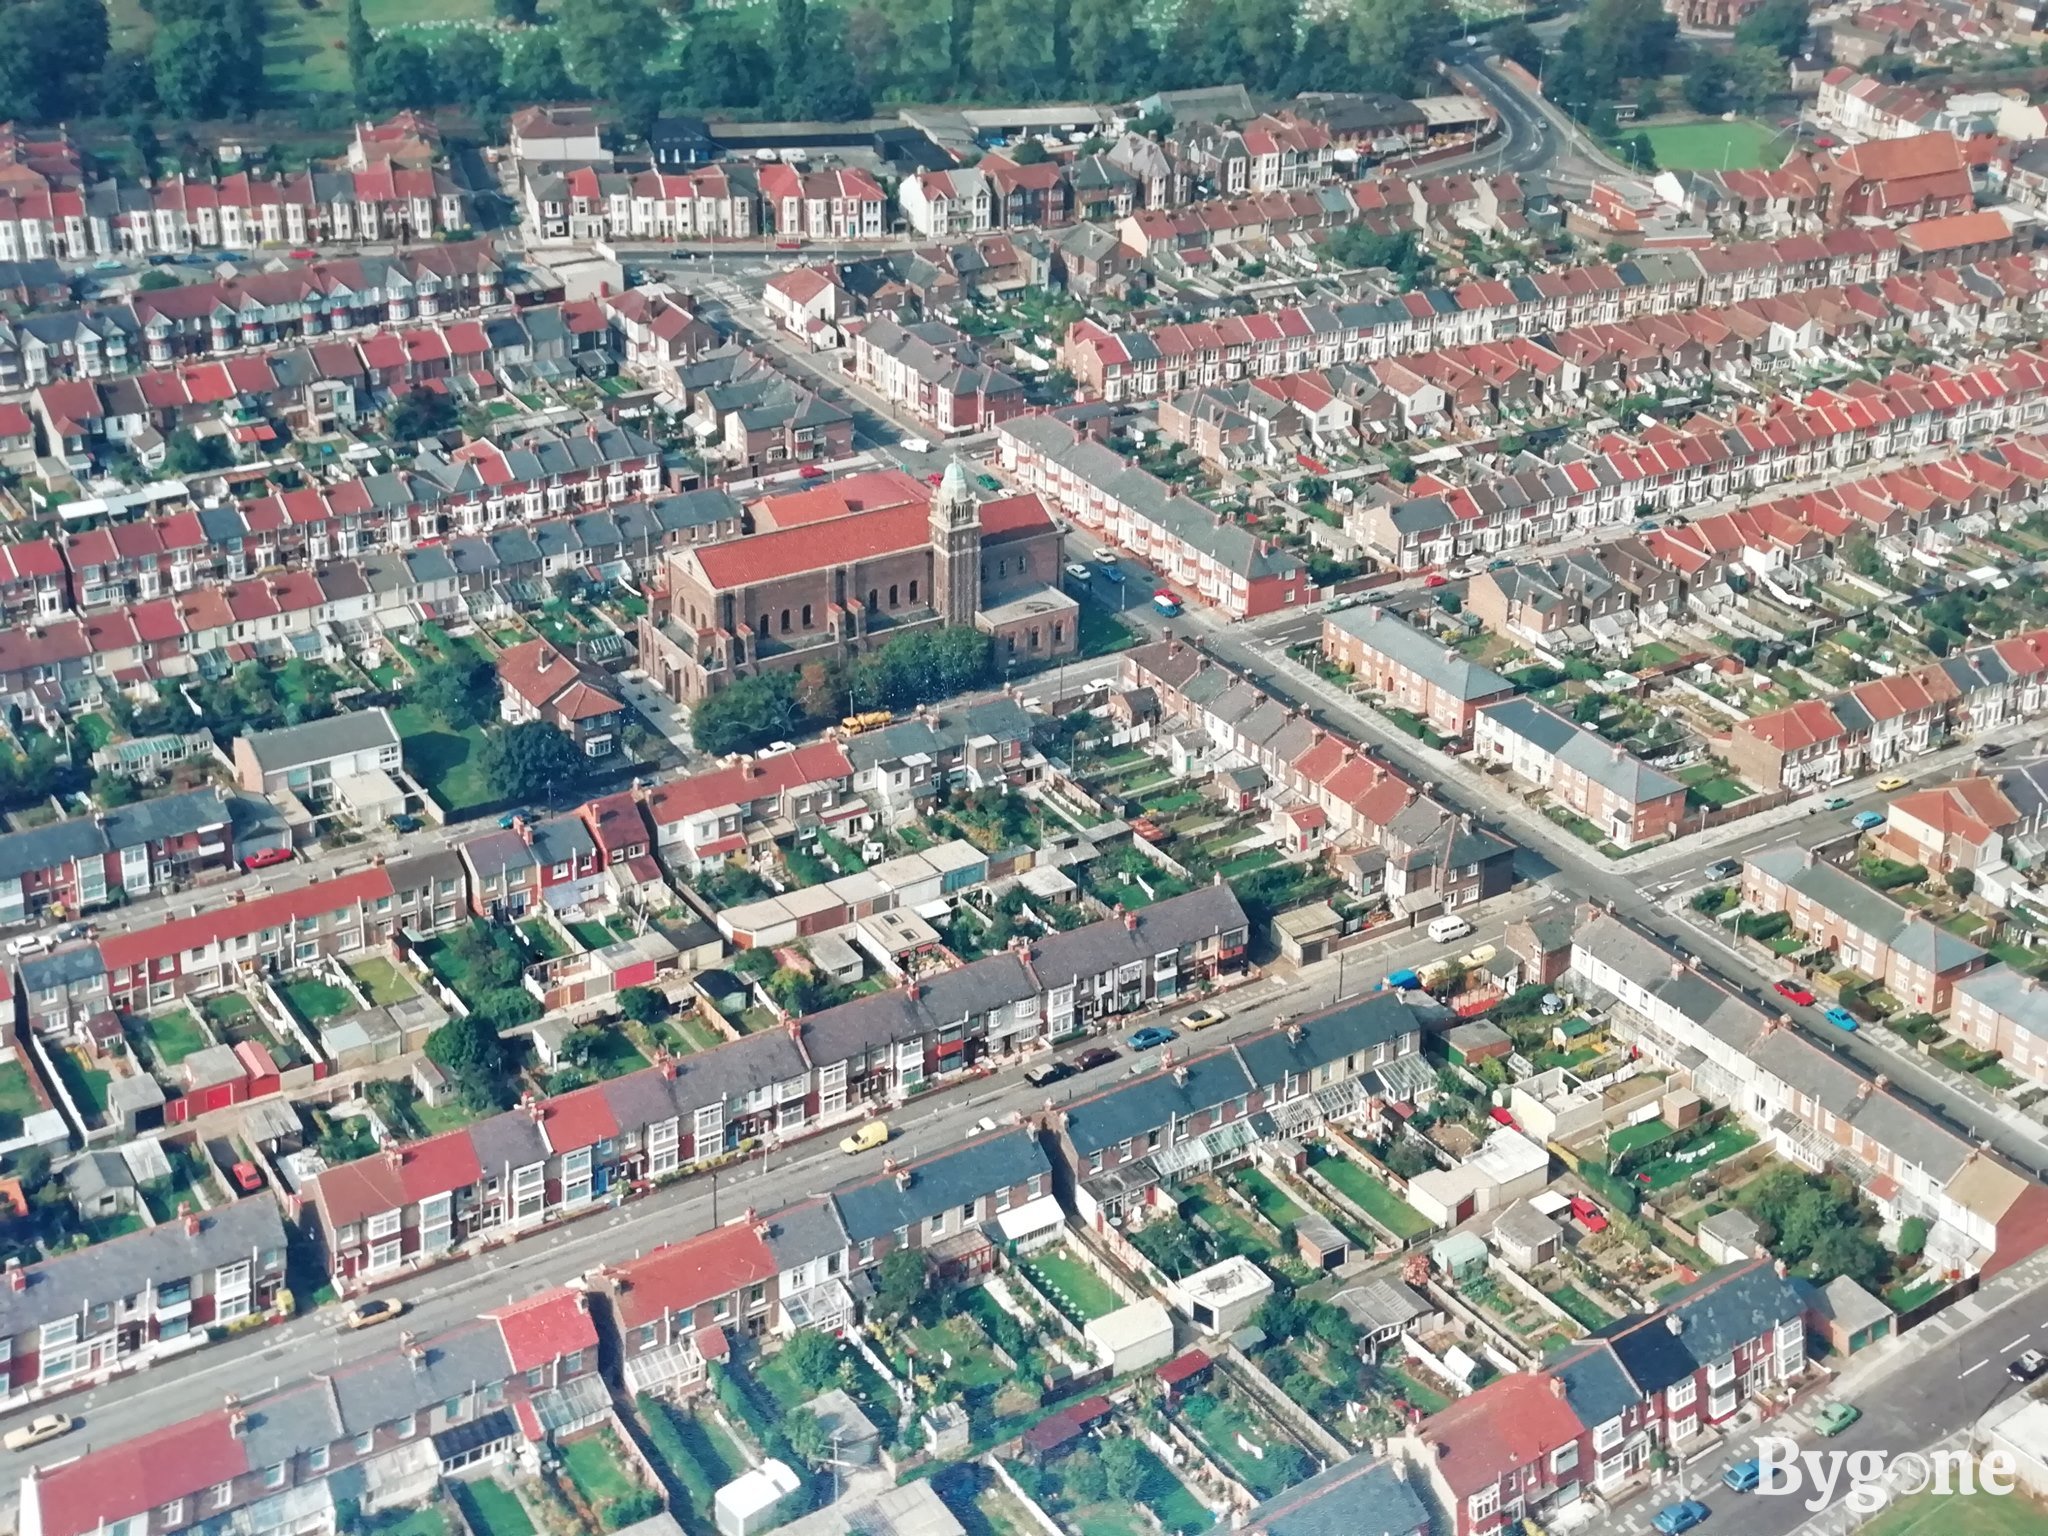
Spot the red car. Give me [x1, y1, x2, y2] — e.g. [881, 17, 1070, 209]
[1774, 979, 1815, 1006]
[289, 248, 317, 260]
[1423, 573, 1449, 588]
[798, 464, 826, 480]
[242, 846, 293, 871]
[230, 1161, 264, 1193]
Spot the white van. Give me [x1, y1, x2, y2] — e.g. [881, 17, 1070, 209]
[1427, 914, 1473, 944]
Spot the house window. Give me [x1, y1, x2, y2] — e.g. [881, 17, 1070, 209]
[1469, 1487, 1500, 1521]
[162, 1499, 185, 1527]
[1551, 1443, 1578, 1475]
[780, 609, 791, 632]
[264, 1464, 287, 1490]
[308, 1446, 329, 1472]
[395, 1413, 416, 1439]
[801, 603, 813, 626]
[354, 1432, 375, 1456]
[1593, 1418, 1623, 1452]
[211, 1484, 234, 1510]
[1668, 1378, 1697, 1412]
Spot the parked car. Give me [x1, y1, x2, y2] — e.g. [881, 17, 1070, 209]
[1705, 859, 1740, 881]
[289, 248, 318, 260]
[6, 932, 49, 957]
[230, 1161, 264, 1194]
[344, 1298, 405, 1331]
[1816, 1402, 1861, 1436]
[1074, 1046, 1120, 1071]
[1423, 573, 1449, 588]
[2, 1414, 74, 1452]
[838, 1120, 890, 1155]
[798, 464, 826, 480]
[1822, 796, 1852, 811]
[1101, 565, 1127, 584]
[1651, 1499, 1710, 1535]
[1024, 1060, 1076, 1088]
[1093, 546, 1118, 563]
[2011, 1350, 2048, 1383]
[1822, 1005, 1860, 1032]
[1851, 810, 1886, 831]
[1722, 1461, 1762, 1493]
[499, 808, 542, 828]
[391, 813, 422, 833]
[1977, 742, 2007, 760]
[1774, 980, 1816, 1006]
[242, 846, 294, 870]
[1876, 775, 1908, 792]
[1179, 1005, 1226, 1030]
[1128, 1026, 1177, 1051]
[1064, 563, 1093, 581]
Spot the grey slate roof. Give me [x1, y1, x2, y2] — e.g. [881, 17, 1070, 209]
[801, 954, 1038, 1067]
[1061, 1048, 1257, 1157]
[1031, 885, 1249, 986]
[761, 1197, 849, 1271]
[1746, 845, 1988, 972]
[1204, 1453, 1430, 1536]
[240, 708, 399, 773]
[1234, 991, 1444, 1090]
[1477, 697, 1683, 804]
[1952, 965, 2048, 1041]
[1324, 607, 1515, 702]
[0, 1195, 285, 1338]
[830, 1128, 1049, 1241]
[326, 1317, 515, 1433]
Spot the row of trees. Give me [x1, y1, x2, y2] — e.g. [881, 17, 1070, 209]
[690, 625, 997, 758]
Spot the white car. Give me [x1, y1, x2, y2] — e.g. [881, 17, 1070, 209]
[899, 435, 933, 453]
[1064, 562, 1093, 581]
[2, 1414, 74, 1452]
[1093, 547, 1118, 564]
[5, 932, 49, 957]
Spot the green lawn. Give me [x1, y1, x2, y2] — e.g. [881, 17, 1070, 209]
[392, 704, 495, 814]
[452, 1482, 533, 1536]
[201, 992, 253, 1027]
[1634, 1124, 1759, 1190]
[1545, 1282, 1611, 1330]
[0, 1061, 38, 1135]
[139, 1009, 209, 1067]
[906, 1316, 1009, 1388]
[1022, 1249, 1124, 1321]
[75, 713, 116, 751]
[568, 918, 635, 951]
[1078, 605, 1142, 658]
[1383, 1364, 1451, 1415]
[1308, 1149, 1432, 1239]
[1186, 1192, 1281, 1260]
[372, 1509, 448, 1536]
[281, 977, 354, 1024]
[1637, 117, 1787, 171]
[1862, 1490, 2048, 1536]
[1607, 1119, 1673, 1157]
[1235, 1169, 1306, 1228]
[642, 1399, 746, 1521]
[518, 919, 570, 961]
[348, 956, 417, 1007]
[560, 1431, 642, 1509]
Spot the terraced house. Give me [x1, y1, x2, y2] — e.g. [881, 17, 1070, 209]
[1322, 605, 1517, 739]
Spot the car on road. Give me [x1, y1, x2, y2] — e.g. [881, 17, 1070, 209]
[1978, 742, 2008, 760]
[242, 846, 294, 870]
[1179, 1005, 1226, 1030]
[1064, 563, 1093, 582]
[231, 1161, 264, 1193]
[1816, 1402, 1861, 1436]
[1128, 1025, 1177, 1051]
[344, 1298, 405, 1331]
[1851, 810, 1886, 831]
[1774, 979, 1816, 1005]
[2011, 1350, 2047, 1383]
[838, 1120, 890, 1155]
[5, 931, 49, 957]
[1822, 796, 1852, 811]
[1651, 1499, 1710, 1535]
[1723, 1460, 1762, 1493]
[499, 808, 541, 828]
[1705, 858, 1741, 881]
[1024, 1060, 1076, 1088]
[900, 435, 933, 453]
[2, 1414, 74, 1452]
[1101, 565, 1126, 584]
[1876, 775, 1908, 791]
[798, 464, 826, 480]
[1822, 1005, 1860, 1032]
[1093, 547, 1118, 563]
[1075, 1046, 1120, 1071]
[1423, 573, 1448, 588]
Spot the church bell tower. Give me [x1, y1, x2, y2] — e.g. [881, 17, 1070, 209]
[930, 460, 983, 625]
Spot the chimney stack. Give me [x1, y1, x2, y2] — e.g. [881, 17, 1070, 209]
[1125, 911, 1138, 931]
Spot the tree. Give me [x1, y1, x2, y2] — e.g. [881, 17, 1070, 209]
[1735, 0, 1808, 56]
[451, 921, 522, 989]
[1490, 17, 1543, 70]
[1624, 132, 1658, 172]
[1068, 0, 1154, 95]
[502, 30, 573, 102]
[1345, 0, 1453, 96]
[1062, 1451, 1108, 1504]
[1948, 868, 1975, 899]
[1722, 43, 1783, 113]
[470, 987, 541, 1035]
[434, 30, 503, 116]
[619, 986, 669, 1026]
[1231, 0, 1301, 92]
[0, 0, 111, 123]
[346, 0, 374, 73]
[1806, 1225, 1885, 1288]
[1898, 1215, 1929, 1259]
[358, 36, 437, 108]
[557, 0, 666, 108]
[91, 769, 140, 807]
[784, 1407, 830, 1465]
[408, 655, 499, 730]
[162, 428, 231, 477]
[152, 17, 239, 122]
[968, 0, 1054, 92]
[782, 1329, 843, 1393]
[691, 670, 810, 757]
[872, 1249, 928, 1322]
[492, 0, 540, 20]
[479, 720, 585, 805]
[425, 1010, 508, 1107]
[1682, 54, 1728, 114]
[1100, 1440, 1145, 1502]
[388, 385, 458, 442]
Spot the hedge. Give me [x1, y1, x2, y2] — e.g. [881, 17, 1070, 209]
[1578, 1163, 1641, 1216]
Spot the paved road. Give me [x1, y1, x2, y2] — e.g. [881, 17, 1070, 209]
[0, 900, 1537, 1484]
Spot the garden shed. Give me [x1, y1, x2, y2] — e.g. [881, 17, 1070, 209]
[1085, 1298, 1175, 1373]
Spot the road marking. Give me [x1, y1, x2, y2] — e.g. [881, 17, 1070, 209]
[2005, 1334, 2032, 1350]
[1962, 1359, 1989, 1377]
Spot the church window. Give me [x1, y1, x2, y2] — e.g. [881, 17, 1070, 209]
[889, 584, 899, 606]
[780, 609, 791, 632]
[909, 579, 919, 602]
[867, 589, 878, 610]
[801, 603, 813, 627]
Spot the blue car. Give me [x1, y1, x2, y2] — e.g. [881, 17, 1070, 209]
[1652, 1500, 1710, 1536]
[1823, 1005, 1860, 1032]
[1852, 810, 1886, 831]
[1128, 1026, 1177, 1051]
[1723, 1460, 1762, 1493]
[1382, 969, 1422, 991]
[1101, 566, 1127, 585]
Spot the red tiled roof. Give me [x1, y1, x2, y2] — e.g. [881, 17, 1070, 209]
[608, 1222, 778, 1329]
[99, 866, 395, 972]
[32, 1412, 248, 1536]
[539, 1083, 619, 1152]
[980, 492, 1054, 540]
[488, 1287, 599, 1373]
[313, 1128, 485, 1229]
[692, 502, 927, 591]
[644, 742, 852, 827]
[1419, 1372, 1587, 1496]
[748, 469, 929, 530]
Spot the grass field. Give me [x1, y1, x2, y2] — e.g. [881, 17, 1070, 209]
[139, 1009, 209, 1067]
[1022, 1249, 1124, 1321]
[1863, 1490, 2048, 1536]
[1637, 117, 1787, 171]
[453, 1482, 533, 1536]
[348, 957, 417, 1007]
[282, 977, 355, 1023]
[393, 704, 495, 814]
[560, 1432, 641, 1509]
[1309, 1149, 1432, 1240]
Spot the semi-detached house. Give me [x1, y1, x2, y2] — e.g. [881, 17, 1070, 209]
[1472, 698, 1686, 848]
[1322, 605, 1517, 739]
[0, 1197, 286, 1404]
[17, 1288, 601, 1536]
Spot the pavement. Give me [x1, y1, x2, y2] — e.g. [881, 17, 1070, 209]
[0, 898, 1539, 1498]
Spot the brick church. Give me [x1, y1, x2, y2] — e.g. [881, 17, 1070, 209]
[639, 463, 1078, 703]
